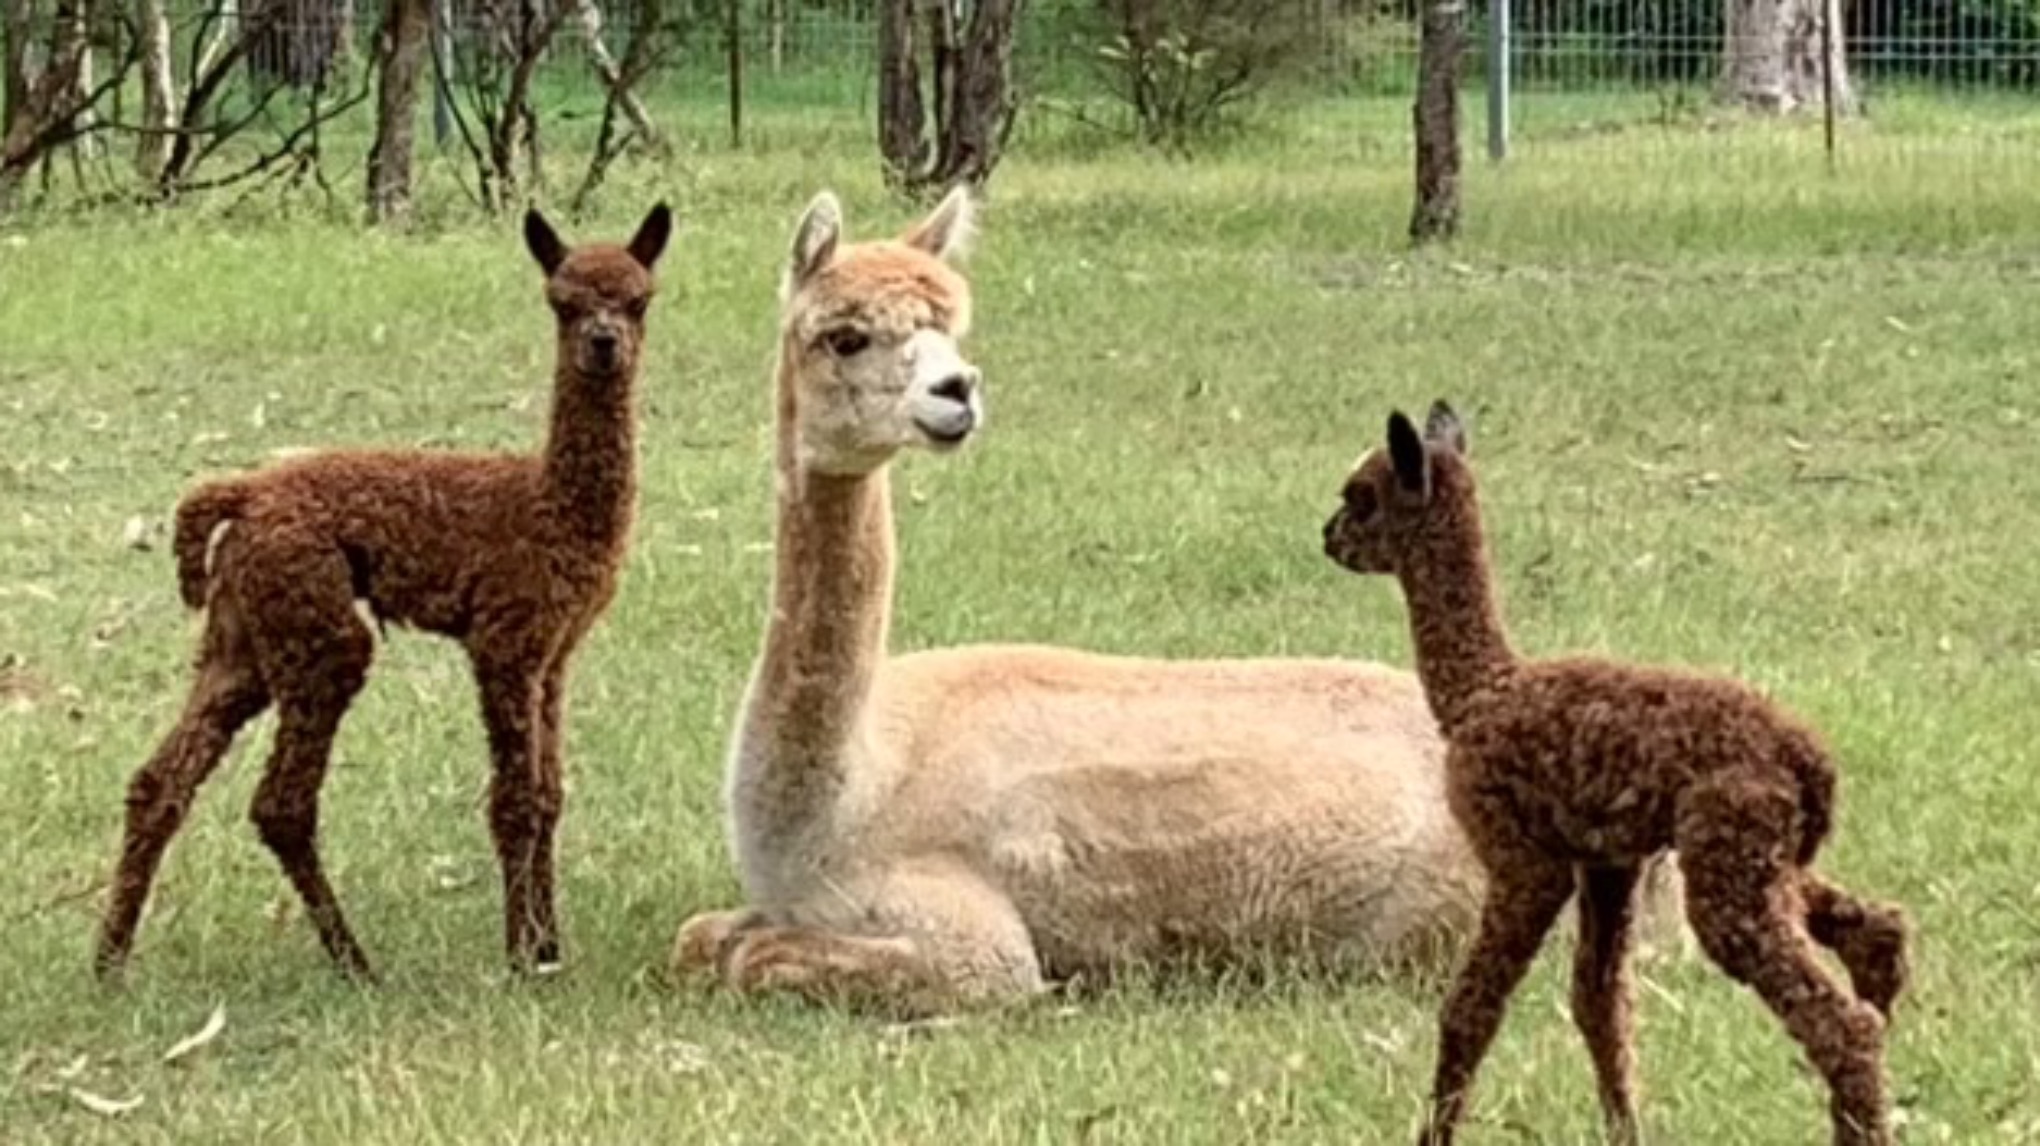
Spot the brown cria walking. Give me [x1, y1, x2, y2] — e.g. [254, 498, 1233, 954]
[94, 203, 673, 984]
[1321, 401, 1911, 1146]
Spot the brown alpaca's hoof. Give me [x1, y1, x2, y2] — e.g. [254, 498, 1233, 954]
[92, 951, 130, 989]
[326, 942, 381, 986]
[335, 959, 382, 987]
[505, 935, 564, 980]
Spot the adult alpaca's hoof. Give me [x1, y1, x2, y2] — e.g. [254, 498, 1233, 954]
[670, 909, 763, 982]
[723, 930, 823, 995]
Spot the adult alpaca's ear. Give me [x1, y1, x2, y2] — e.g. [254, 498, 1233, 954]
[525, 208, 568, 277]
[1387, 410, 1431, 499]
[900, 184, 975, 264]
[785, 191, 843, 298]
[628, 202, 673, 270]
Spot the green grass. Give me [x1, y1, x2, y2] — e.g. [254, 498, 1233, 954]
[4, 96, 2040, 1143]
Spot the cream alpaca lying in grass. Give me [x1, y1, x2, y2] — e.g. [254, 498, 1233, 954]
[673, 189, 1678, 1013]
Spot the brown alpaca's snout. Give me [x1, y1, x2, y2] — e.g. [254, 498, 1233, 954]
[1323, 487, 1395, 576]
[569, 312, 638, 379]
[1322, 508, 1376, 574]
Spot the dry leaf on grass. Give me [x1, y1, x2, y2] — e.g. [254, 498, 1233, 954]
[63, 1087, 144, 1117]
[121, 516, 157, 551]
[162, 1005, 227, 1065]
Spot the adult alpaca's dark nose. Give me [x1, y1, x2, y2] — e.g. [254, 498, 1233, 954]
[929, 370, 978, 406]
[588, 330, 619, 369]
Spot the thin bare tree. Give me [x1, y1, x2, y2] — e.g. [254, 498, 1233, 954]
[1408, 0, 1463, 243]
[367, 0, 431, 222]
[569, 0, 660, 151]
[135, 0, 177, 179]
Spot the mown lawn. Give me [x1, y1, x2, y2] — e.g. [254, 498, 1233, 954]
[2, 95, 2038, 1142]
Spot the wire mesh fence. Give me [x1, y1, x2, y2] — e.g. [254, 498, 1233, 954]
[4, 0, 2036, 207]
[663, 0, 2039, 165]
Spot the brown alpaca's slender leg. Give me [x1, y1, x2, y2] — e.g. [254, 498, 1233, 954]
[525, 657, 572, 968]
[1802, 872, 1910, 1021]
[472, 649, 552, 971]
[239, 540, 378, 980]
[1573, 864, 1643, 1146]
[96, 607, 270, 981]
[251, 693, 374, 979]
[1420, 857, 1576, 1146]
[1678, 780, 1892, 1146]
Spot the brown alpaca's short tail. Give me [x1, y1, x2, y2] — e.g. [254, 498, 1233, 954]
[173, 480, 251, 610]
[1787, 732, 1838, 868]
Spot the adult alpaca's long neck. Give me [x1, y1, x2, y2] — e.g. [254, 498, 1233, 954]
[539, 360, 637, 546]
[1397, 471, 1518, 736]
[734, 340, 895, 830]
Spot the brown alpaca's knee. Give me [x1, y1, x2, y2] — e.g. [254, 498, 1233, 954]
[250, 792, 316, 857]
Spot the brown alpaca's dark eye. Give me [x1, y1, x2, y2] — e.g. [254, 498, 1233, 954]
[824, 328, 870, 357]
[1346, 485, 1378, 521]
[625, 298, 648, 321]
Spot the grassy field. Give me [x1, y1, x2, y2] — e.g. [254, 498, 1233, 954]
[4, 96, 2040, 1143]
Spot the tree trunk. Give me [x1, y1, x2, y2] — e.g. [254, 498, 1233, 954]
[2, 0, 30, 139]
[924, 0, 1023, 191]
[723, 0, 739, 146]
[58, 0, 95, 157]
[1, 0, 95, 198]
[136, 0, 176, 179]
[1719, 0, 1855, 114]
[1409, 0, 1462, 243]
[489, 5, 557, 208]
[876, 0, 925, 187]
[766, 0, 782, 72]
[926, 0, 957, 133]
[878, 0, 1025, 195]
[366, 0, 430, 223]
[192, 0, 240, 82]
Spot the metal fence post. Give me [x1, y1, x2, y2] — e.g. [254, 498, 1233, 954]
[1486, 0, 1510, 161]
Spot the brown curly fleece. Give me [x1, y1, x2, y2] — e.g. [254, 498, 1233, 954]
[95, 203, 673, 983]
[1322, 401, 1910, 1146]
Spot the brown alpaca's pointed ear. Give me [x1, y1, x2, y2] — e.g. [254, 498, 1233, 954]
[525, 208, 568, 277]
[901, 184, 975, 264]
[1387, 410, 1431, 498]
[628, 202, 673, 270]
[785, 191, 842, 298]
[1425, 399, 1468, 457]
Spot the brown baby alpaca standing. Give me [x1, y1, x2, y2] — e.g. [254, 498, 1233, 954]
[1322, 401, 1910, 1146]
[95, 203, 672, 983]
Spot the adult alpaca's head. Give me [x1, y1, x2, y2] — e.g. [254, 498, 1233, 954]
[774, 187, 982, 476]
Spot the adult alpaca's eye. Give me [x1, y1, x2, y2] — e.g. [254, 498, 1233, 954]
[824, 328, 869, 357]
